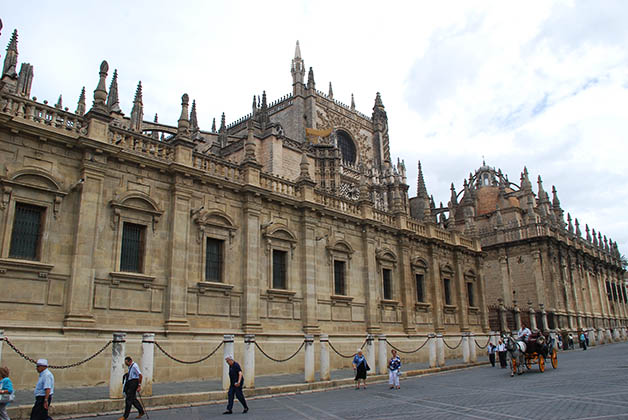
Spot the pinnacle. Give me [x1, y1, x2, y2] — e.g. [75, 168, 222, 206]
[294, 40, 301, 59]
[134, 81, 143, 103]
[6, 29, 17, 52]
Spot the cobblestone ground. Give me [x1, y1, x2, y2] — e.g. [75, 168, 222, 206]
[72, 342, 628, 420]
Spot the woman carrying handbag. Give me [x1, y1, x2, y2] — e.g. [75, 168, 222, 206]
[0, 366, 15, 420]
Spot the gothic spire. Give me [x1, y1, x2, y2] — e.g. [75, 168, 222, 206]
[291, 40, 305, 91]
[450, 183, 458, 206]
[520, 166, 532, 191]
[552, 185, 561, 208]
[219, 112, 226, 133]
[585, 224, 591, 241]
[55, 94, 63, 109]
[152, 113, 159, 139]
[2, 29, 18, 79]
[575, 218, 581, 237]
[16, 63, 34, 97]
[129, 81, 143, 132]
[350, 93, 355, 110]
[190, 99, 199, 132]
[417, 161, 429, 198]
[75, 87, 86, 116]
[106, 69, 122, 114]
[211, 117, 217, 133]
[242, 120, 258, 165]
[537, 175, 549, 202]
[328, 82, 333, 99]
[307, 66, 315, 90]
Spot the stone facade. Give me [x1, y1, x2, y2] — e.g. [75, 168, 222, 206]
[410, 162, 627, 333]
[0, 27, 486, 388]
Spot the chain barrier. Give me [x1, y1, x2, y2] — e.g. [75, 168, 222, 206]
[442, 337, 464, 350]
[154, 340, 223, 364]
[2, 336, 112, 369]
[474, 336, 492, 350]
[327, 338, 368, 359]
[254, 340, 305, 363]
[386, 336, 431, 354]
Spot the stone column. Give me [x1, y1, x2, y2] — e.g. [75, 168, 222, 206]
[476, 257, 490, 332]
[398, 240, 415, 334]
[469, 333, 477, 363]
[531, 250, 547, 309]
[436, 333, 445, 366]
[529, 302, 537, 331]
[377, 334, 387, 375]
[498, 299, 507, 333]
[428, 334, 437, 368]
[462, 334, 470, 363]
[498, 254, 512, 306]
[362, 228, 381, 333]
[109, 332, 126, 399]
[64, 166, 105, 327]
[540, 303, 549, 332]
[319, 334, 330, 381]
[430, 250, 444, 332]
[301, 215, 319, 333]
[140, 333, 155, 397]
[365, 335, 375, 373]
[304, 334, 315, 383]
[223, 335, 234, 390]
[242, 195, 263, 332]
[164, 183, 191, 330]
[243, 335, 255, 388]
[514, 301, 521, 331]
[454, 254, 469, 331]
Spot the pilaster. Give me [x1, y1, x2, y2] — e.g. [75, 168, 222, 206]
[454, 251, 469, 331]
[362, 226, 380, 333]
[241, 193, 263, 332]
[397, 237, 415, 334]
[429, 247, 444, 332]
[301, 210, 319, 333]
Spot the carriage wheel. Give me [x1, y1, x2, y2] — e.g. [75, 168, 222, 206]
[539, 354, 545, 372]
[551, 348, 558, 369]
[526, 355, 532, 369]
[511, 358, 517, 375]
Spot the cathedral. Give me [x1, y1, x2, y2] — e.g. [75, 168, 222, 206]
[0, 20, 624, 389]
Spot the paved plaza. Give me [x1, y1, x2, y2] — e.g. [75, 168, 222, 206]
[67, 341, 628, 420]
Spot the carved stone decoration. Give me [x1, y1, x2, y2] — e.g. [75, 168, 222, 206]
[0, 185, 11, 210]
[192, 209, 237, 246]
[339, 182, 360, 201]
[375, 248, 398, 268]
[109, 191, 163, 232]
[262, 225, 297, 258]
[325, 239, 354, 267]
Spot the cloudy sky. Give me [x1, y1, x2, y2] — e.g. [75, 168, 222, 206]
[3, 1, 628, 253]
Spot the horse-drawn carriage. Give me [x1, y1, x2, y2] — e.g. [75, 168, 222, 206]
[505, 333, 558, 376]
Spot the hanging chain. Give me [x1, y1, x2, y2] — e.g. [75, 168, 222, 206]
[154, 341, 223, 365]
[386, 336, 431, 354]
[474, 336, 491, 349]
[2, 337, 112, 369]
[442, 337, 464, 350]
[327, 337, 367, 359]
[254, 341, 305, 363]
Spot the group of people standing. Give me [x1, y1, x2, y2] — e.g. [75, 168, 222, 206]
[487, 339, 508, 368]
[352, 349, 402, 390]
[0, 358, 55, 420]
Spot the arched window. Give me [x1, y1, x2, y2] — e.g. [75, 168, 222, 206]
[336, 130, 356, 164]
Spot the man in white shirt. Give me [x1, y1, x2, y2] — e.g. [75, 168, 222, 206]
[517, 324, 531, 342]
[119, 356, 145, 420]
[31, 358, 54, 420]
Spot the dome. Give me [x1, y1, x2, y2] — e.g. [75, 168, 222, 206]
[475, 186, 520, 216]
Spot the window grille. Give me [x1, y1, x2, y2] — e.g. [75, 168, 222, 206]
[467, 282, 475, 307]
[443, 278, 452, 305]
[382, 268, 392, 300]
[272, 250, 287, 289]
[336, 130, 356, 164]
[120, 222, 145, 273]
[334, 260, 346, 295]
[205, 238, 223, 282]
[9, 203, 45, 260]
[415, 273, 424, 302]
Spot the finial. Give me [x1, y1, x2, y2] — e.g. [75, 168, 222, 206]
[374, 92, 384, 108]
[219, 112, 226, 133]
[106, 69, 122, 113]
[190, 99, 199, 132]
[177, 93, 190, 136]
[350, 93, 355, 110]
[2, 29, 18, 78]
[417, 160, 428, 198]
[211, 117, 217, 133]
[75, 87, 86, 116]
[585, 224, 591, 241]
[307, 67, 315, 90]
[261, 91, 267, 109]
[575, 218, 581, 237]
[91, 60, 109, 112]
[294, 40, 301, 59]
[55, 94, 63, 109]
[154, 113, 158, 123]
[129, 81, 143, 132]
[328, 82, 333, 99]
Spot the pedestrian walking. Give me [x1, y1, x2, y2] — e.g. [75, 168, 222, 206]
[580, 332, 587, 351]
[388, 349, 401, 389]
[30, 359, 53, 420]
[568, 333, 574, 350]
[585, 331, 589, 347]
[487, 343, 496, 367]
[0, 366, 14, 420]
[223, 355, 248, 415]
[352, 349, 368, 389]
[557, 335, 563, 350]
[118, 356, 145, 420]
[496, 339, 507, 368]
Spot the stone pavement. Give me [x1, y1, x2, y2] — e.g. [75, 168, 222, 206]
[64, 341, 628, 420]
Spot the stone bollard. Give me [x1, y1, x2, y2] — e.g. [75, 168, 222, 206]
[223, 335, 234, 390]
[462, 334, 470, 364]
[469, 333, 477, 363]
[377, 334, 387, 375]
[428, 334, 437, 368]
[597, 329, 604, 345]
[109, 332, 126, 399]
[605, 329, 613, 343]
[588, 329, 596, 347]
[0, 330, 3, 366]
[140, 333, 155, 396]
[365, 335, 375, 373]
[436, 334, 445, 366]
[319, 334, 330, 381]
[304, 335, 315, 383]
[613, 328, 620, 341]
[243, 335, 255, 389]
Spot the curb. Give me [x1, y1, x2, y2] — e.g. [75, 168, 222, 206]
[8, 361, 488, 419]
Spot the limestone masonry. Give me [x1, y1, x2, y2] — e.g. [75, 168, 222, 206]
[0, 21, 624, 389]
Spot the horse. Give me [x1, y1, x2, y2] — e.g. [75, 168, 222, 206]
[505, 335, 526, 376]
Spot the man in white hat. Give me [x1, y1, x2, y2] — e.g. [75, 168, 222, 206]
[31, 358, 54, 420]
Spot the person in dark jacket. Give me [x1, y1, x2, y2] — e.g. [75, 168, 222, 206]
[223, 356, 248, 415]
[352, 349, 368, 389]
